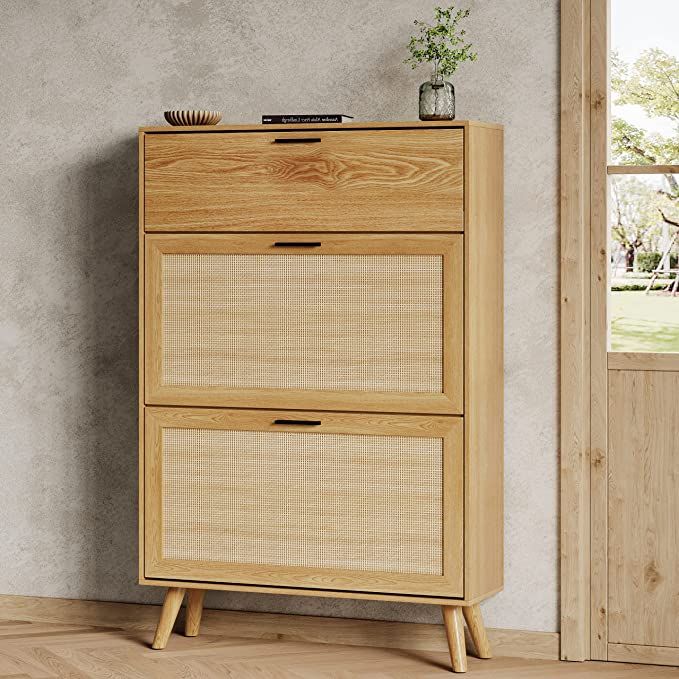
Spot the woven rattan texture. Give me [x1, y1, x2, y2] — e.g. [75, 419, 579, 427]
[161, 254, 443, 392]
[162, 427, 443, 575]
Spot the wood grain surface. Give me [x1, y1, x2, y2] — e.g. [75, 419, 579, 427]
[0, 598, 673, 677]
[140, 120, 503, 133]
[151, 587, 185, 650]
[560, 0, 592, 661]
[608, 369, 679, 648]
[442, 606, 468, 672]
[463, 124, 504, 603]
[144, 129, 464, 231]
[0, 594, 559, 661]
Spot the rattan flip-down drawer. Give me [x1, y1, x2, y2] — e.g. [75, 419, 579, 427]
[145, 233, 463, 414]
[139, 121, 504, 671]
[145, 407, 463, 597]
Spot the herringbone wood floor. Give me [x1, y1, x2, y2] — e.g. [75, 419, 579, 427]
[0, 618, 677, 678]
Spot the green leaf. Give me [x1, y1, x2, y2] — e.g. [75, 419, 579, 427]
[611, 49, 679, 165]
[404, 3, 477, 77]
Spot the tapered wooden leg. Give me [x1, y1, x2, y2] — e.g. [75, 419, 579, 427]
[151, 587, 186, 650]
[185, 589, 206, 637]
[462, 604, 492, 659]
[442, 606, 467, 673]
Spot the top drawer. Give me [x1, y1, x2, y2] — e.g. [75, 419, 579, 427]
[143, 128, 464, 232]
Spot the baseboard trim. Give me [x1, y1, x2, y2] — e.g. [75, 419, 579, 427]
[0, 594, 559, 660]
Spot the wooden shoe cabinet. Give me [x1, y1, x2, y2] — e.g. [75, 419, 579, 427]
[138, 120, 503, 672]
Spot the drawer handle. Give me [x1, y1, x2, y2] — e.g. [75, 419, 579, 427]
[273, 419, 322, 426]
[273, 137, 322, 144]
[273, 242, 322, 248]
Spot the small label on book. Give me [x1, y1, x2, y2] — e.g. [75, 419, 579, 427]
[262, 114, 353, 124]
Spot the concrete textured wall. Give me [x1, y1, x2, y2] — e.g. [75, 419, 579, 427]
[0, 1, 559, 632]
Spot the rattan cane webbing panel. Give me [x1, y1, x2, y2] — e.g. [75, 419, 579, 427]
[161, 254, 443, 392]
[162, 427, 443, 575]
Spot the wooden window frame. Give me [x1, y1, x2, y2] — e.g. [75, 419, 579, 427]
[561, 0, 679, 662]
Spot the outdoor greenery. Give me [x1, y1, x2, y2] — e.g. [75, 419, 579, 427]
[612, 49, 679, 165]
[405, 5, 477, 81]
[610, 175, 676, 270]
[635, 251, 678, 272]
[611, 292, 679, 352]
[610, 283, 668, 292]
[610, 49, 679, 271]
[609, 45, 679, 353]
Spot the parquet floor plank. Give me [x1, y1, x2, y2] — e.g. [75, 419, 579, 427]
[0, 618, 677, 678]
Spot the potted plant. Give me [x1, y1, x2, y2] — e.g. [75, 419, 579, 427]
[405, 5, 477, 120]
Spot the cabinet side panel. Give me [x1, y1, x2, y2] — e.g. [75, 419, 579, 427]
[464, 125, 504, 600]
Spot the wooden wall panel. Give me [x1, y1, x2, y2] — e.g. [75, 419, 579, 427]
[589, 0, 609, 660]
[560, 0, 592, 661]
[608, 369, 679, 648]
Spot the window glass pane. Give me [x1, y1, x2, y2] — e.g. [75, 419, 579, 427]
[610, 0, 679, 164]
[609, 173, 679, 352]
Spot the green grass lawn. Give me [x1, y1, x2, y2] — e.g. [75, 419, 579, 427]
[610, 291, 679, 352]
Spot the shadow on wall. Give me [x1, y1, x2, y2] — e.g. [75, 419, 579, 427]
[68, 137, 156, 603]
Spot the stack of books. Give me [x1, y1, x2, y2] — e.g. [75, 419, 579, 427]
[262, 114, 354, 124]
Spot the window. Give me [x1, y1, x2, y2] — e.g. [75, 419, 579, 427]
[608, 0, 679, 352]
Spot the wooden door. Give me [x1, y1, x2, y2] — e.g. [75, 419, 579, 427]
[585, 0, 679, 665]
[143, 128, 464, 232]
[145, 233, 463, 414]
[144, 407, 463, 597]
